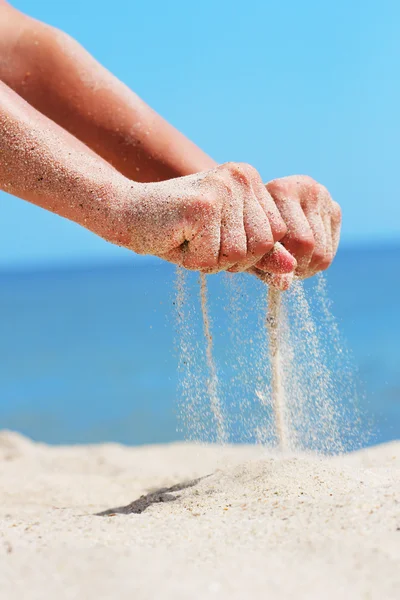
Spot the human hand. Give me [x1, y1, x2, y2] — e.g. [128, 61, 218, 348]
[250, 175, 341, 289]
[126, 162, 296, 274]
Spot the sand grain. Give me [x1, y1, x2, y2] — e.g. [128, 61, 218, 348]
[0, 431, 398, 600]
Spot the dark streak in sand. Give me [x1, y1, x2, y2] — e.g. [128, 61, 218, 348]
[96, 475, 209, 516]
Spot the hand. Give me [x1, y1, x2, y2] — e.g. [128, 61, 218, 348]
[268, 175, 341, 276]
[250, 175, 341, 287]
[124, 162, 296, 274]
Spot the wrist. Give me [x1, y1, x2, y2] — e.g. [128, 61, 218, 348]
[79, 175, 142, 249]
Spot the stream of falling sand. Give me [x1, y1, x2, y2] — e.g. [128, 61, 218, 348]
[199, 274, 226, 443]
[197, 276, 287, 448]
[266, 287, 288, 451]
[176, 269, 363, 453]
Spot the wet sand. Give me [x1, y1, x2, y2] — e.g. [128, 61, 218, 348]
[0, 430, 399, 599]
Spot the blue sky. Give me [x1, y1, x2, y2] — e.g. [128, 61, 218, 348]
[1, 0, 399, 268]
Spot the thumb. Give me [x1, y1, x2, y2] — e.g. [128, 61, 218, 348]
[254, 242, 296, 274]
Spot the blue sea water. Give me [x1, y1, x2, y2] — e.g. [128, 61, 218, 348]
[0, 244, 399, 448]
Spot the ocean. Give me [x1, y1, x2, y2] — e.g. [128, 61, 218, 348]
[0, 244, 399, 449]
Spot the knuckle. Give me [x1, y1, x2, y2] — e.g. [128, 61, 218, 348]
[195, 191, 218, 214]
[266, 178, 291, 196]
[223, 162, 260, 185]
[268, 175, 316, 196]
[222, 161, 241, 176]
[222, 161, 236, 170]
[210, 170, 234, 197]
[299, 174, 318, 188]
[239, 162, 258, 177]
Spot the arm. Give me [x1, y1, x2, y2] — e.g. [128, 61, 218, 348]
[1, 80, 295, 275]
[0, 1, 216, 183]
[0, 79, 132, 246]
[0, 1, 340, 280]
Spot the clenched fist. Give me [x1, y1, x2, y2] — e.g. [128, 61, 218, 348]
[267, 175, 341, 276]
[126, 162, 296, 275]
[250, 175, 341, 288]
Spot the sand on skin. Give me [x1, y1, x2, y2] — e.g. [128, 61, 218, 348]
[0, 430, 399, 600]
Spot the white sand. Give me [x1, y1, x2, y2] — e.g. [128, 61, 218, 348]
[0, 430, 399, 600]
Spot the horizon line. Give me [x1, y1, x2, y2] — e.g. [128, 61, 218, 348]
[0, 238, 398, 277]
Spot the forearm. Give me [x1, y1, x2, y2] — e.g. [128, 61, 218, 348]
[0, 3, 216, 182]
[0, 80, 134, 245]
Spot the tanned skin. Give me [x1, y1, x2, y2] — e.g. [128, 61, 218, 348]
[0, 2, 341, 286]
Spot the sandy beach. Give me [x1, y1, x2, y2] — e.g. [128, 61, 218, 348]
[0, 430, 398, 599]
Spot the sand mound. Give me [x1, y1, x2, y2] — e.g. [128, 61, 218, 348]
[0, 432, 399, 600]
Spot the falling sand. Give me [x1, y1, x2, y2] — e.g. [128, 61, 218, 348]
[199, 274, 226, 444]
[175, 270, 366, 453]
[174, 268, 226, 443]
[266, 287, 288, 451]
[0, 270, 391, 600]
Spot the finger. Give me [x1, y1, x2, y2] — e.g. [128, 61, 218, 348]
[331, 216, 340, 257]
[218, 195, 247, 270]
[331, 201, 342, 256]
[317, 212, 333, 271]
[252, 179, 287, 241]
[268, 196, 314, 275]
[226, 162, 286, 241]
[229, 190, 274, 272]
[323, 212, 333, 257]
[255, 242, 297, 274]
[244, 191, 274, 258]
[249, 267, 294, 291]
[303, 207, 326, 273]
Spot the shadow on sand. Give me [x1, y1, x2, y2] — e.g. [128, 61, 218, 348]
[96, 475, 209, 516]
